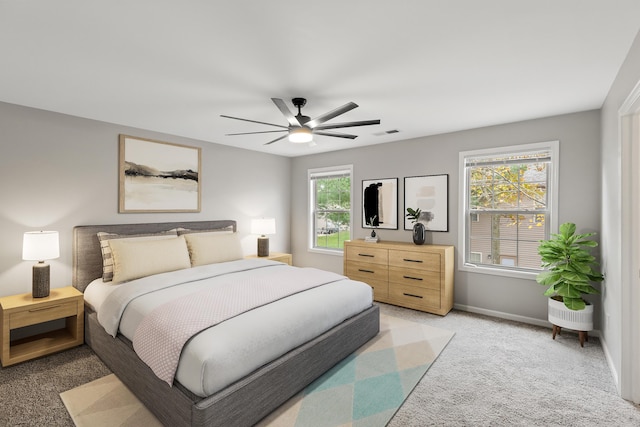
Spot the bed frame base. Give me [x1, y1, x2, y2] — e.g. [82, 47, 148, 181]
[74, 221, 380, 426]
[85, 305, 380, 426]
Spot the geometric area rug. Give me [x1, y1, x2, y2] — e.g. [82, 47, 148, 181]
[257, 314, 455, 426]
[60, 373, 162, 427]
[60, 314, 454, 427]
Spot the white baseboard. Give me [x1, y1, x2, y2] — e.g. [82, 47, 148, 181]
[598, 334, 621, 394]
[453, 303, 602, 337]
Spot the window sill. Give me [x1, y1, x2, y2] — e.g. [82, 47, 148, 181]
[458, 263, 539, 280]
[308, 247, 344, 257]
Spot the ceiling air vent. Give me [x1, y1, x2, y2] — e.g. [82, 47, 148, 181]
[373, 129, 400, 136]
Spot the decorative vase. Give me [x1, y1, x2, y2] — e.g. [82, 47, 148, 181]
[412, 222, 426, 245]
[547, 297, 593, 331]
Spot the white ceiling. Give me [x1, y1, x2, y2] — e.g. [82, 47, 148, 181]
[1, 1, 639, 157]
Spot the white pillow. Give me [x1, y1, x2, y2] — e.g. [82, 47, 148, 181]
[109, 236, 191, 283]
[97, 230, 178, 282]
[183, 232, 244, 266]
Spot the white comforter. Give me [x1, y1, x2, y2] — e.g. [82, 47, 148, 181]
[85, 259, 373, 397]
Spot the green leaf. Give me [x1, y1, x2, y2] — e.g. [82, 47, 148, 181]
[554, 283, 582, 298]
[559, 270, 586, 282]
[576, 239, 598, 247]
[536, 271, 561, 285]
[573, 284, 600, 295]
[562, 297, 586, 311]
[559, 222, 576, 239]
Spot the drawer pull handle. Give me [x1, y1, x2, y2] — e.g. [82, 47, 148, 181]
[403, 275, 423, 281]
[358, 253, 374, 257]
[403, 293, 423, 299]
[29, 304, 62, 312]
[403, 258, 423, 263]
[358, 269, 375, 274]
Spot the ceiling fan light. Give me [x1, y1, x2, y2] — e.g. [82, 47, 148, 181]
[289, 127, 313, 143]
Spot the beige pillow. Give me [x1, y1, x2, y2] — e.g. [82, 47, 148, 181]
[97, 230, 178, 282]
[183, 232, 244, 266]
[109, 236, 191, 283]
[176, 226, 234, 236]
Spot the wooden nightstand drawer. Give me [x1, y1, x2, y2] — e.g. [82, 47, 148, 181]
[10, 301, 78, 329]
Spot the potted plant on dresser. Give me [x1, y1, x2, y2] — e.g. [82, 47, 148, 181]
[406, 208, 434, 245]
[536, 222, 604, 347]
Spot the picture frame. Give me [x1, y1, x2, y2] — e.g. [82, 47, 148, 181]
[119, 135, 201, 213]
[404, 174, 448, 231]
[362, 178, 398, 230]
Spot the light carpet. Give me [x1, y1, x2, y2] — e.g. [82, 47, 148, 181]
[60, 314, 454, 427]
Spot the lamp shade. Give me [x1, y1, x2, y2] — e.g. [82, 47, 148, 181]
[22, 231, 60, 261]
[288, 127, 313, 143]
[251, 218, 276, 236]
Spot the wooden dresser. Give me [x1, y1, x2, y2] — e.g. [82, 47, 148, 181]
[344, 239, 454, 315]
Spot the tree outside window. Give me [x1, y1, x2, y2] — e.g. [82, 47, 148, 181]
[460, 141, 558, 275]
[309, 167, 352, 251]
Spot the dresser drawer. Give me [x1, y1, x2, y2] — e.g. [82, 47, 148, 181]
[388, 284, 441, 310]
[358, 279, 389, 301]
[345, 245, 388, 265]
[389, 250, 440, 271]
[10, 301, 78, 329]
[346, 261, 389, 283]
[388, 266, 440, 290]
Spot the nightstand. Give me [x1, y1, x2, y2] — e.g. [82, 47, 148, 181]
[245, 252, 293, 266]
[0, 286, 84, 367]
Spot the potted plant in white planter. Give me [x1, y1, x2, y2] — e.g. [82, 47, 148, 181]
[536, 222, 604, 344]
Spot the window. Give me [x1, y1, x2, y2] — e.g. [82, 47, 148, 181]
[458, 141, 559, 277]
[469, 251, 483, 263]
[309, 165, 352, 253]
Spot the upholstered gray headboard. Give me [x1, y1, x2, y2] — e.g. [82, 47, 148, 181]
[72, 220, 237, 292]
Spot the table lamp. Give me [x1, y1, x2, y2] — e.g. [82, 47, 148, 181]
[251, 218, 276, 257]
[22, 230, 59, 298]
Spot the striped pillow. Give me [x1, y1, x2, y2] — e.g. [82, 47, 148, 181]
[97, 230, 178, 282]
[109, 236, 191, 284]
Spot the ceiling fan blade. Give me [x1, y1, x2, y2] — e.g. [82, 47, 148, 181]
[306, 102, 358, 129]
[220, 114, 288, 129]
[314, 119, 381, 130]
[264, 134, 289, 145]
[271, 98, 301, 127]
[313, 131, 358, 139]
[225, 130, 287, 136]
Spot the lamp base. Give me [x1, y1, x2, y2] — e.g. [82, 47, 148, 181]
[32, 262, 50, 298]
[257, 236, 270, 257]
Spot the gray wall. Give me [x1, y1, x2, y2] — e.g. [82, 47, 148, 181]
[600, 29, 640, 392]
[0, 102, 291, 298]
[291, 110, 601, 325]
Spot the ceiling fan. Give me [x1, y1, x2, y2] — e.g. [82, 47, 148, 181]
[221, 98, 381, 145]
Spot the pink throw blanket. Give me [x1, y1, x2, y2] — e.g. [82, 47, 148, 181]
[132, 266, 345, 385]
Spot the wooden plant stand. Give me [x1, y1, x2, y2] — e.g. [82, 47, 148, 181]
[552, 324, 588, 347]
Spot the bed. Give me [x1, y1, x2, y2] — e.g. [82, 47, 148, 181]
[72, 220, 379, 427]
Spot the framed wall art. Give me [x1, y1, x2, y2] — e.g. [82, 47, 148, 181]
[404, 174, 448, 231]
[119, 135, 201, 213]
[362, 177, 398, 229]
